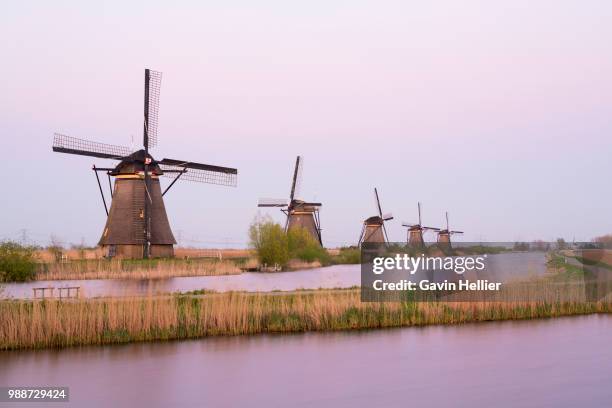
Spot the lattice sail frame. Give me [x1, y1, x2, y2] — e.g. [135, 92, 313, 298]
[53, 133, 133, 158]
[290, 156, 304, 200]
[258, 198, 289, 207]
[146, 70, 162, 148]
[159, 164, 237, 187]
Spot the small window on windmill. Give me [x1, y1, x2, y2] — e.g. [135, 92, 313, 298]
[139, 209, 144, 219]
[108, 245, 116, 257]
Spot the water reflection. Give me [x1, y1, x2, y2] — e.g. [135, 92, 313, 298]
[0, 315, 610, 407]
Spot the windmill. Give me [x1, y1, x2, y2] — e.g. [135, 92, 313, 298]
[402, 202, 440, 249]
[52, 69, 238, 259]
[437, 211, 464, 250]
[257, 156, 322, 246]
[357, 188, 393, 246]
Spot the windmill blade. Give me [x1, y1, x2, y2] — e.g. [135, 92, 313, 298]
[289, 156, 303, 201]
[159, 161, 237, 187]
[450, 230, 464, 235]
[382, 223, 390, 243]
[52, 133, 132, 160]
[423, 226, 441, 231]
[418, 202, 422, 225]
[357, 223, 366, 246]
[258, 198, 289, 207]
[144, 69, 162, 149]
[382, 213, 394, 221]
[159, 158, 237, 173]
[446, 212, 450, 231]
[402, 222, 417, 227]
[374, 188, 383, 218]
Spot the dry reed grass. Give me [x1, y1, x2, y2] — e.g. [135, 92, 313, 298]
[36, 258, 244, 281]
[174, 248, 254, 259]
[36, 247, 254, 262]
[35, 247, 105, 262]
[1, 288, 610, 350]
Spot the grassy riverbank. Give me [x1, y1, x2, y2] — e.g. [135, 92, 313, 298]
[0, 242, 258, 281]
[1, 288, 610, 350]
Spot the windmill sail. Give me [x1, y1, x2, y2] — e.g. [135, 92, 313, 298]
[159, 158, 237, 186]
[289, 156, 303, 201]
[258, 198, 289, 207]
[52, 133, 133, 160]
[374, 188, 383, 218]
[144, 69, 162, 149]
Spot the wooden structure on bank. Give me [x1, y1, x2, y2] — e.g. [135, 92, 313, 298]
[358, 188, 393, 246]
[52, 69, 237, 259]
[258, 156, 323, 245]
[402, 202, 440, 249]
[32, 286, 80, 299]
[437, 211, 464, 250]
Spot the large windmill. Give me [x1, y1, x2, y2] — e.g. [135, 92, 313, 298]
[357, 188, 393, 246]
[52, 69, 238, 259]
[437, 211, 464, 250]
[257, 156, 322, 245]
[402, 202, 440, 249]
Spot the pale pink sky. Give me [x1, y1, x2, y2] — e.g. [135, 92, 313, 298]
[1, 1, 611, 247]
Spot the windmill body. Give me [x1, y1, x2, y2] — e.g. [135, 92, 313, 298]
[52, 69, 237, 259]
[98, 150, 175, 258]
[437, 212, 463, 251]
[358, 188, 393, 246]
[402, 203, 439, 249]
[361, 216, 386, 244]
[437, 230, 452, 246]
[286, 200, 322, 244]
[258, 156, 323, 246]
[407, 227, 426, 248]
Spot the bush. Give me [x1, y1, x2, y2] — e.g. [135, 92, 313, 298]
[0, 241, 37, 282]
[287, 226, 328, 263]
[249, 217, 289, 267]
[249, 218, 328, 268]
[332, 247, 361, 264]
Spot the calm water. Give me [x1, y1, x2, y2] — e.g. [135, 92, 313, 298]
[0, 315, 610, 407]
[1, 264, 360, 299]
[2, 253, 547, 299]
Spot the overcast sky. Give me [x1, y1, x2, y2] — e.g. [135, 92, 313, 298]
[1, 1, 611, 248]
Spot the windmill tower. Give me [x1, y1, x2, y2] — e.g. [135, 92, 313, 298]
[402, 203, 440, 249]
[258, 156, 322, 246]
[358, 188, 393, 246]
[52, 69, 238, 259]
[437, 212, 464, 251]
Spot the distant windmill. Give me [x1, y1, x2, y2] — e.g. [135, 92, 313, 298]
[437, 212, 463, 250]
[258, 156, 322, 245]
[358, 188, 393, 246]
[402, 202, 440, 249]
[52, 69, 238, 259]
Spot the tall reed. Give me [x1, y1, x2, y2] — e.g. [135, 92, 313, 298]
[35, 258, 245, 281]
[1, 289, 609, 350]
